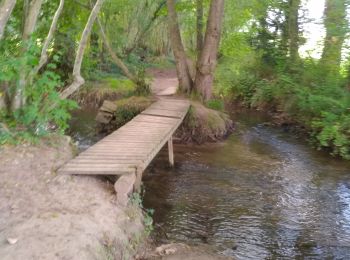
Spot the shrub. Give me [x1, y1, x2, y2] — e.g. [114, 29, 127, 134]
[0, 45, 77, 144]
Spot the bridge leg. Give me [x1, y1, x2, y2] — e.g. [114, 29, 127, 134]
[168, 136, 174, 167]
[134, 167, 143, 192]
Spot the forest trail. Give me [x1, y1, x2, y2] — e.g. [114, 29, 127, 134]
[149, 68, 179, 96]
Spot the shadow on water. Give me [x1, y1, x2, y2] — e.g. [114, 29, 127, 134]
[67, 108, 104, 151]
[143, 110, 350, 259]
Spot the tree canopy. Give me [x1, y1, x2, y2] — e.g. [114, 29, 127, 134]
[0, 0, 350, 159]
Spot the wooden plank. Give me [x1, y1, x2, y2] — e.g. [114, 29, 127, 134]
[59, 169, 134, 175]
[59, 98, 189, 177]
[141, 109, 184, 118]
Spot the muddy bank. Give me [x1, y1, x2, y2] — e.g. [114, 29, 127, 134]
[0, 136, 147, 260]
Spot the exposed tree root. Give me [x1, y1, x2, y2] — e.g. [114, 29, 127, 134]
[176, 101, 234, 144]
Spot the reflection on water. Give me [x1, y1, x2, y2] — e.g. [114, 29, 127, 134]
[143, 111, 350, 259]
[67, 109, 103, 151]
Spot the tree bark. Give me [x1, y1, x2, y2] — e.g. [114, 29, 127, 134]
[0, 0, 16, 39]
[30, 0, 64, 79]
[194, 0, 225, 101]
[166, 0, 193, 93]
[321, 0, 347, 76]
[60, 0, 105, 99]
[196, 0, 204, 54]
[97, 17, 136, 82]
[12, 0, 43, 110]
[287, 0, 300, 65]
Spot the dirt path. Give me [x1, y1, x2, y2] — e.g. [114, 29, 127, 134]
[0, 136, 144, 260]
[148, 68, 178, 96]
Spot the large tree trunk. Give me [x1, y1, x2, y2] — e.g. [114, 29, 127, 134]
[194, 0, 225, 101]
[321, 0, 347, 76]
[11, 0, 43, 110]
[60, 0, 105, 99]
[196, 0, 204, 54]
[166, 0, 193, 93]
[0, 0, 16, 39]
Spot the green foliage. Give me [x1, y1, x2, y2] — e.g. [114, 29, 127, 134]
[206, 99, 224, 111]
[0, 43, 77, 145]
[221, 63, 350, 159]
[129, 192, 154, 236]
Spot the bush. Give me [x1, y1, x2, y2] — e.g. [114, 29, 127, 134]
[0, 44, 77, 144]
[218, 61, 350, 159]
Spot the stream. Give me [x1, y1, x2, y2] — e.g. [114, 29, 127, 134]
[69, 109, 350, 259]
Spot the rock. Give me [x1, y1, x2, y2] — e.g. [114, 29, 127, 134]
[7, 238, 18, 245]
[165, 248, 177, 255]
[155, 243, 182, 256]
[95, 111, 114, 124]
[114, 173, 136, 207]
[100, 100, 118, 113]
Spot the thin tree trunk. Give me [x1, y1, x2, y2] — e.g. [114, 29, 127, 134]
[194, 0, 225, 101]
[196, 0, 204, 54]
[12, 0, 43, 110]
[29, 0, 64, 80]
[287, 0, 300, 65]
[60, 0, 105, 99]
[123, 0, 166, 56]
[97, 17, 136, 82]
[166, 0, 193, 93]
[0, 0, 16, 39]
[321, 0, 347, 76]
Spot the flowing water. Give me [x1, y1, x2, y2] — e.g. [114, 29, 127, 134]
[69, 109, 350, 259]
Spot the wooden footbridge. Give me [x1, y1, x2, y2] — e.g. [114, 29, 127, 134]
[58, 98, 190, 205]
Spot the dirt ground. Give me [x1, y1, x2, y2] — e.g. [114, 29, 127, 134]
[0, 136, 144, 260]
[147, 68, 178, 96]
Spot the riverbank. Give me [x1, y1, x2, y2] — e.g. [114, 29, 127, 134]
[143, 109, 350, 259]
[0, 135, 147, 259]
[93, 68, 234, 144]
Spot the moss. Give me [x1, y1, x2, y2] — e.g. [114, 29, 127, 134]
[97, 96, 154, 134]
[176, 101, 234, 144]
[72, 78, 136, 108]
[113, 96, 154, 127]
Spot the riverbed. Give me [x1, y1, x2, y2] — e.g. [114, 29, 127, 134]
[69, 109, 350, 259]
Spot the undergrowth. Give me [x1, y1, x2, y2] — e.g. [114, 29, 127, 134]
[217, 60, 350, 159]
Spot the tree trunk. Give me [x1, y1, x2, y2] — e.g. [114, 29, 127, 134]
[194, 0, 225, 101]
[287, 0, 300, 65]
[196, 0, 204, 54]
[30, 0, 64, 80]
[166, 0, 193, 93]
[60, 0, 105, 99]
[11, 0, 43, 110]
[0, 0, 16, 39]
[321, 0, 347, 77]
[97, 17, 136, 82]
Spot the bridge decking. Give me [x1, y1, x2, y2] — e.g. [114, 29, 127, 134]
[58, 98, 190, 189]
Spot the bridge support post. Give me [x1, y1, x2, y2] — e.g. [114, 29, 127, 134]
[168, 136, 174, 167]
[134, 167, 142, 192]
